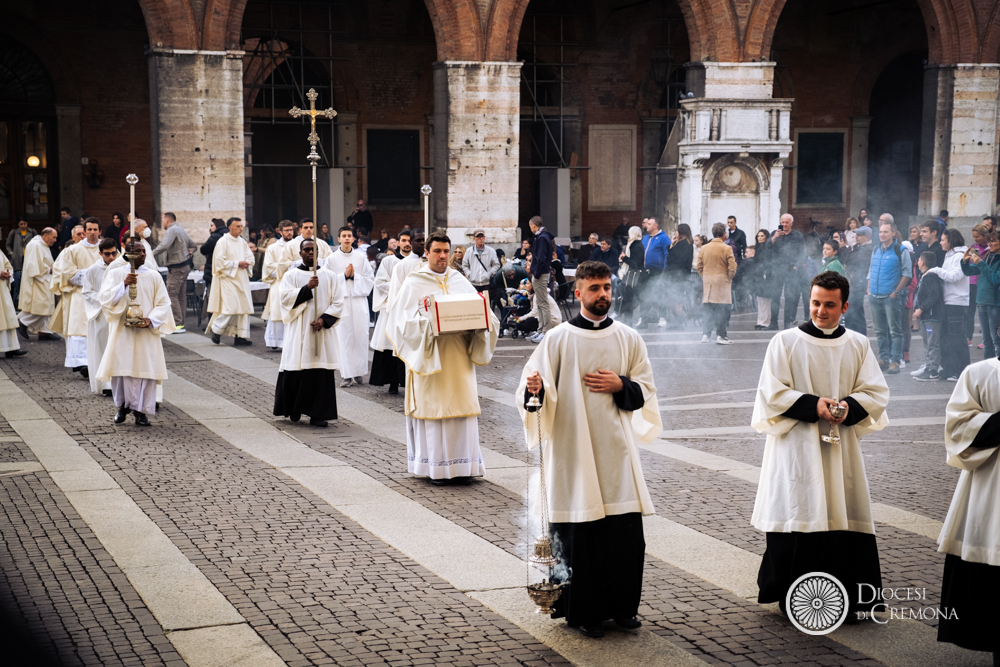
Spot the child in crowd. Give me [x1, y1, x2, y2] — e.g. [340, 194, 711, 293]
[912, 251, 945, 381]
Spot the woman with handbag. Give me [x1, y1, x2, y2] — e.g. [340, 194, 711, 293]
[618, 226, 645, 325]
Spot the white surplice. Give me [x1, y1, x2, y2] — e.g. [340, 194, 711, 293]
[0, 251, 20, 353]
[370, 253, 402, 352]
[751, 327, 889, 534]
[939, 358, 1000, 566]
[321, 247, 374, 379]
[516, 320, 659, 523]
[50, 240, 100, 367]
[262, 238, 290, 347]
[17, 235, 54, 332]
[283, 236, 331, 266]
[82, 258, 112, 393]
[278, 266, 344, 371]
[386, 264, 498, 479]
[206, 233, 254, 338]
[96, 265, 172, 414]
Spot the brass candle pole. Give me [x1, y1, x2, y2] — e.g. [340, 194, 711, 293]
[123, 174, 145, 328]
[421, 184, 432, 238]
[290, 89, 336, 355]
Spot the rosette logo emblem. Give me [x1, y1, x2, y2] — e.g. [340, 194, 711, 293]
[786, 572, 849, 635]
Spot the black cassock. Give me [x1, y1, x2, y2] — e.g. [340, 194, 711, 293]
[938, 411, 1000, 653]
[368, 348, 405, 388]
[757, 321, 884, 615]
[528, 313, 648, 626]
[273, 275, 340, 421]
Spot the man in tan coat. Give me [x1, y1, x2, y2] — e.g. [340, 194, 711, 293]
[17, 228, 59, 340]
[697, 222, 738, 345]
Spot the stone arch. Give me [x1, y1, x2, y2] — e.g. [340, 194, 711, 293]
[422, 0, 486, 61]
[484, 0, 530, 61]
[135, 0, 199, 50]
[703, 154, 769, 194]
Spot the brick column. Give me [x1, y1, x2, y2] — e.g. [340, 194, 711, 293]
[919, 64, 1000, 230]
[147, 48, 246, 243]
[432, 61, 522, 246]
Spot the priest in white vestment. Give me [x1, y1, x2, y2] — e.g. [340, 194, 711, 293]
[49, 219, 101, 377]
[517, 261, 659, 637]
[322, 226, 374, 386]
[283, 219, 332, 267]
[17, 228, 58, 339]
[751, 271, 889, 619]
[387, 232, 497, 485]
[0, 249, 26, 358]
[937, 359, 1000, 658]
[83, 239, 118, 395]
[206, 218, 254, 346]
[273, 240, 345, 427]
[369, 230, 413, 393]
[96, 239, 172, 426]
[262, 221, 295, 349]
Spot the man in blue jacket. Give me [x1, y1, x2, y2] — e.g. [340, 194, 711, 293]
[528, 215, 555, 343]
[639, 217, 670, 329]
[867, 220, 911, 374]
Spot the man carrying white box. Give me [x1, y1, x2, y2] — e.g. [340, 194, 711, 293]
[386, 232, 498, 486]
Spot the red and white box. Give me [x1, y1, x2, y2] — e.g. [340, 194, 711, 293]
[420, 292, 491, 335]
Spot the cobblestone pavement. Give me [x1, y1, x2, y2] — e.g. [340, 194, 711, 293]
[0, 303, 990, 666]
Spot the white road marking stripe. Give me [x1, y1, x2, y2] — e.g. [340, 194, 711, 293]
[0, 369, 285, 667]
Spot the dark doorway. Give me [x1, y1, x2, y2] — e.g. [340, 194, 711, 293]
[867, 52, 925, 222]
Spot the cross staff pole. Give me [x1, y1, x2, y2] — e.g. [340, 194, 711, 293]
[290, 89, 336, 356]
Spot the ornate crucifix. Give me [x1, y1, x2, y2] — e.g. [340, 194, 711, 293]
[289, 89, 336, 354]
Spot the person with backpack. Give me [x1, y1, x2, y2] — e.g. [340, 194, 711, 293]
[867, 220, 912, 374]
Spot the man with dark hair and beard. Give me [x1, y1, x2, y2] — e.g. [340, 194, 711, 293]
[517, 260, 661, 638]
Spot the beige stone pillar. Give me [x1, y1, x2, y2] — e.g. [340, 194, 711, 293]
[147, 48, 246, 243]
[432, 61, 521, 246]
[919, 64, 1000, 231]
[849, 117, 872, 217]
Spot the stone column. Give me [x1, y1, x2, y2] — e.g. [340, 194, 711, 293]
[55, 105, 83, 215]
[432, 61, 521, 246]
[335, 111, 359, 224]
[849, 117, 872, 217]
[919, 64, 1000, 231]
[147, 48, 245, 243]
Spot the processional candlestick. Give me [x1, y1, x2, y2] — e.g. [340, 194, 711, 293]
[123, 174, 146, 328]
[290, 89, 336, 353]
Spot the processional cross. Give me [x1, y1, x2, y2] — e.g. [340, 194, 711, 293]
[289, 89, 336, 354]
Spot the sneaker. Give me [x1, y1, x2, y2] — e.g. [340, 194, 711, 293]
[968, 340, 974, 347]
[914, 370, 940, 381]
[904, 352, 910, 362]
[885, 362, 900, 374]
[877, 359, 889, 370]
[634, 318, 642, 328]
[978, 343, 985, 350]
[910, 364, 927, 376]
[701, 335, 710, 343]
[340, 378, 355, 388]
[172, 326, 186, 334]
[528, 332, 545, 344]
[947, 375, 959, 382]
[717, 336, 733, 345]
[658, 318, 667, 328]
[899, 360, 905, 369]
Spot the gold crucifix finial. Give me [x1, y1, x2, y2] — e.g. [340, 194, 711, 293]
[289, 88, 336, 165]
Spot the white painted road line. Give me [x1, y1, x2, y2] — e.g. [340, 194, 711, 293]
[0, 368, 285, 667]
[163, 369, 702, 666]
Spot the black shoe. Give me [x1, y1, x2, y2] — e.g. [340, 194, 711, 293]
[211, 333, 221, 344]
[4, 350, 26, 358]
[234, 337, 252, 346]
[310, 418, 328, 427]
[430, 478, 449, 486]
[114, 406, 130, 424]
[778, 599, 787, 616]
[289, 413, 300, 422]
[133, 412, 150, 426]
[387, 385, 399, 395]
[38, 333, 60, 341]
[614, 616, 642, 630]
[17, 324, 28, 340]
[578, 623, 605, 638]
[102, 389, 113, 397]
[77, 366, 89, 380]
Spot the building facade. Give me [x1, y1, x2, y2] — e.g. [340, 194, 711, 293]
[0, 0, 996, 247]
